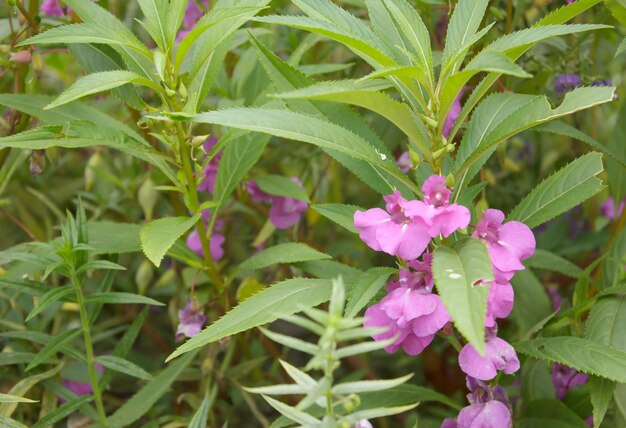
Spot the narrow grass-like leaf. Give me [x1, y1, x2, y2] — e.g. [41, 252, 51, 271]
[76, 260, 126, 274]
[107, 350, 198, 427]
[433, 238, 494, 354]
[85, 292, 164, 306]
[332, 374, 412, 395]
[25, 285, 74, 322]
[167, 279, 332, 361]
[188, 392, 211, 428]
[259, 328, 319, 355]
[515, 337, 626, 383]
[30, 395, 93, 428]
[141, 214, 201, 267]
[0, 394, 37, 404]
[26, 328, 81, 372]
[508, 153, 604, 228]
[0, 353, 37, 367]
[240, 243, 330, 271]
[343, 403, 419, 423]
[0, 364, 63, 417]
[442, 0, 489, 71]
[262, 395, 320, 425]
[95, 355, 153, 381]
[0, 416, 27, 428]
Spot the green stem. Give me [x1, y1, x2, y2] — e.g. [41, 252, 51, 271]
[71, 271, 107, 425]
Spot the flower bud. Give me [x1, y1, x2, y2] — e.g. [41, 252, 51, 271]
[138, 176, 158, 221]
[445, 173, 455, 188]
[135, 260, 154, 295]
[342, 394, 361, 412]
[9, 50, 31, 64]
[85, 151, 102, 191]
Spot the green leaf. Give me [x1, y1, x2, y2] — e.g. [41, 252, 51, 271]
[253, 174, 310, 202]
[606, 102, 626, 207]
[345, 267, 395, 318]
[240, 243, 331, 271]
[521, 360, 556, 404]
[0, 352, 37, 367]
[188, 393, 211, 428]
[88, 222, 142, 255]
[250, 35, 414, 196]
[518, 399, 588, 427]
[0, 416, 27, 428]
[523, 249, 583, 278]
[141, 214, 201, 267]
[588, 376, 615, 428]
[213, 132, 270, 211]
[75, 260, 126, 274]
[515, 337, 626, 383]
[107, 350, 198, 427]
[94, 355, 153, 381]
[25, 285, 75, 322]
[26, 329, 81, 372]
[20, 23, 152, 59]
[167, 279, 332, 361]
[85, 292, 164, 306]
[455, 87, 614, 188]
[442, 0, 489, 71]
[45, 71, 159, 110]
[537, 0, 603, 26]
[30, 395, 93, 428]
[0, 363, 63, 417]
[617, 37, 626, 57]
[137, 0, 171, 50]
[193, 108, 388, 167]
[312, 204, 360, 233]
[508, 153, 605, 229]
[0, 394, 37, 404]
[332, 374, 412, 395]
[510, 269, 553, 336]
[532, 121, 626, 169]
[433, 238, 494, 354]
[263, 395, 320, 425]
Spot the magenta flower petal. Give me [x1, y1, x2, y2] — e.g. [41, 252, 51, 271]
[41, 0, 65, 16]
[401, 333, 436, 355]
[376, 222, 431, 260]
[269, 196, 308, 229]
[443, 92, 465, 138]
[498, 221, 536, 261]
[430, 204, 471, 237]
[457, 401, 511, 428]
[363, 304, 409, 353]
[422, 175, 452, 206]
[186, 229, 225, 261]
[440, 418, 458, 428]
[485, 282, 514, 327]
[176, 300, 207, 341]
[459, 337, 520, 381]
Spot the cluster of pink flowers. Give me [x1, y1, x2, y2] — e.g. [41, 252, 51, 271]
[442, 377, 512, 428]
[247, 178, 309, 229]
[354, 175, 536, 428]
[41, 0, 71, 17]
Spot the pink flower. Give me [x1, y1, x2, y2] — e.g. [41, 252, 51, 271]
[177, 0, 209, 41]
[247, 178, 308, 229]
[186, 229, 225, 261]
[354, 191, 431, 260]
[485, 282, 514, 328]
[551, 363, 588, 400]
[364, 253, 450, 355]
[41, 0, 65, 17]
[473, 209, 535, 283]
[61, 364, 104, 400]
[406, 175, 471, 238]
[175, 300, 206, 341]
[397, 151, 412, 173]
[455, 400, 511, 428]
[459, 335, 520, 381]
[443, 90, 465, 138]
[599, 197, 625, 221]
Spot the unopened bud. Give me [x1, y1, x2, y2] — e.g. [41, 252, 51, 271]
[85, 151, 102, 191]
[179, 81, 188, 99]
[445, 143, 455, 153]
[135, 260, 154, 295]
[409, 148, 421, 167]
[165, 88, 176, 97]
[475, 198, 489, 216]
[502, 157, 521, 173]
[484, 169, 496, 186]
[421, 114, 439, 129]
[445, 173, 455, 188]
[342, 394, 361, 412]
[9, 50, 31, 64]
[29, 150, 45, 176]
[138, 176, 158, 221]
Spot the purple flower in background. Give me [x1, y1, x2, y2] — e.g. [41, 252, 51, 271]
[177, 0, 209, 41]
[176, 300, 206, 341]
[197, 136, 221, 194]
[473, 209, 535, 283]
[247, 178, 308, 229]
[352, 420, 373, 428]
[443, 90, 466, 138]
[485, 282, 514, 328]
[551, 363, 588, 400]
[186, 228, 225, 261]
[364, 253, 450, 355]
[41, 0, 65, 16]
[547, 286, 563, 312]
[600, 197, 625, 220]
[354, 190, 432, 260]
[459, 334, 520, 381]
[592, 78, 612, 87]
[397, 151, 412, 173]
[554, 73, 581, 93]
[61, 364, 104, 399]
[407, 175, 471, 238]
[567, 0, 576, 4]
